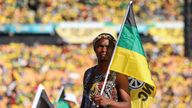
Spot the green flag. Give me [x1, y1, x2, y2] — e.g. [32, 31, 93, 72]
[110, 1, 156, 108]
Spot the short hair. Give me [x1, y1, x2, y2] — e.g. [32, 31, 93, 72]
[93, 33, 116, 48]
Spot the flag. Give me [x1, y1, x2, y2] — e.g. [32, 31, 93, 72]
[56, 86, 65, 102]
[110, 1, 156, 108]
[55, 86, 70, 108]
[32, 84, 54, 108]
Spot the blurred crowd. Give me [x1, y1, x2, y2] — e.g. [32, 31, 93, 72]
[0, 0, 190, 108]
[145, 43, 192, 108]
[0, 0, 184, 24]
[0, 43, 95, 108]
[0, 42, 191, 108]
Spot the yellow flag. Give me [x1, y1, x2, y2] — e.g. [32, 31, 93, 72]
[110, 2, 156, 108]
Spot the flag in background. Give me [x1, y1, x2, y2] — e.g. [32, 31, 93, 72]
[56, 86, 65, 102]
[32, 84, 54, 108]
[110, 1, 156, 108]
[55, 86, 71, 108]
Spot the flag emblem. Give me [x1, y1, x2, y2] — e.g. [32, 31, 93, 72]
[128, 77, 144, 89]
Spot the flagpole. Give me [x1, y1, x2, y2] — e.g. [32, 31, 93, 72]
[32, 84, 44, 108]
[100, 1, 133, 95]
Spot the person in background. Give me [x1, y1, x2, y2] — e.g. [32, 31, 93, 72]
[56, 97, 70, 108]
[64, 93, 79, 108]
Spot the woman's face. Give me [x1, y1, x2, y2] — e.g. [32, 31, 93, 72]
[94, 38, 114, 62]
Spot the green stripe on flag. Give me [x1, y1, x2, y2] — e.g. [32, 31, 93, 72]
[110, 2, 156, 108]
[118, 24, 145, 56]
[110, 46, 155, 87]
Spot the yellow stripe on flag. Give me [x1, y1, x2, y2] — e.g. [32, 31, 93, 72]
[110, 47, 155, 87]
[131, 97, 155, 108]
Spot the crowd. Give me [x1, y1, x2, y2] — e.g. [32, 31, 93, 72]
[0, 43, 95, 108]
[145, 43, 192, 108]
[0, 0, 184, 24]
[0, 42, 191, 108]
[0, 0, 190, 108]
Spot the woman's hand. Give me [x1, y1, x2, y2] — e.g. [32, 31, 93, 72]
[93, 95, 112, 107]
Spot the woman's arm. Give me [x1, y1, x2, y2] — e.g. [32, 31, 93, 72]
[93, 73, 131, 108]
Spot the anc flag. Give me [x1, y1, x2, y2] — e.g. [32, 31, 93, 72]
[32, 84, 54, 108]
[110, 2, 156, 108]
[55, 86, 70, 108]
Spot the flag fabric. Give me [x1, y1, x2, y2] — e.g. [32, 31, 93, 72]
[56, 86, 65, 102]
[110, 2, 156, 108]
[32, 84, 54, 108]
[55, 86, 70, 108]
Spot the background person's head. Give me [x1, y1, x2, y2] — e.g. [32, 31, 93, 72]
[93, 33, 116, 63]
[64, 93, 78, 108]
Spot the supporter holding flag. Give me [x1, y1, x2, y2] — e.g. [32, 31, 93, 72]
[108, 1, 156, 108]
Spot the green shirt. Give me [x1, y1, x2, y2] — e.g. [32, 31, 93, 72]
[56, 99, 70, 108]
